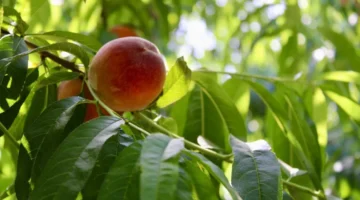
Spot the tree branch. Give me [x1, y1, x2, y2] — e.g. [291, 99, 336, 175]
[25, 41, 84, 74]
[1, 28, 84, 74]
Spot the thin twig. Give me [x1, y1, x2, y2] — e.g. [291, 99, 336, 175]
[0, 122, 19, 149]
[133, 112, 234, 162]
[283, 180, 326, 199]
[25, 41, 83, 74]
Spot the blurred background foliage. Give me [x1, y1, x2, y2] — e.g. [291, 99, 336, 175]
[1, 0, 360, 199]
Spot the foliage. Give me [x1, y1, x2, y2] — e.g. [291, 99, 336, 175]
[1, 0, 360, 200]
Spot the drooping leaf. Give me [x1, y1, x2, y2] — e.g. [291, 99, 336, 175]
[35, 71, 81, 90]
[3, 6, 28, 34]
[183, 156, 218, 200]
[319, 27, 360, 71]
[282, 90, 323, 190]
[231, 136, 282, 200]
[157, 57, 191, 108]
[1, 42, 90, 67]
[324, 90, 360, 122]
[140, 134, 184, 200]
[317, 71, 360, 85]
[183, 150, 242, 200]
[175, 164, 194, 200]
[183, 86, 230, 152]
[23, 84, 57, 132]
[24, 97, 88, 183]
[245, 81, 287, 120]
[222, 78, 250, 118]
[193, 72, 247, 141]
[29, 117, 124, 200]
[15, 145, 32, 200]
[153, 0, 170, 45]
[98, 141, 142, 200]
[29, 31, 102, 52]
[1, 35, 28, 100]
[82, 132, 132, 199]
[310, 88, 327, 161]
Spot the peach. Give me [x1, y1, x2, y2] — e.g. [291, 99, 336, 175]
[88, 37, 166, 112]
[110, 25, 137, 38]
[57, 78, 109, 121]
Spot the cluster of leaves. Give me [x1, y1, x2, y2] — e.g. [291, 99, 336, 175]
[1, 1, 360, 200]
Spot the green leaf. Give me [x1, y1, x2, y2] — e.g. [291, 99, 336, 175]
[24, 97, 88, 183]
[324, 90, 360, 122]
[183, 86, 231, 152]
[3, 6, 28, 34]
[23, 84, 57, 132]
[29, 117, 124, 200]
[311, 88, 327, 156]
[222, 78, 250, 118]
[176, 165, 194, 200]
[1, 35, 28, 100]
[183, 150, 242, 200]
[35, 71, 81, 90]
[317, 71, 360, 85]
[319, 27, 360, 71]
[5, 68, 40, 140]
[282, 91, 322, 190]
[170, 93, 190, 136]
[231, 136, 282, 200]
[0, 35, 12, 52]
[193, 71, 247, 141]
[29, 31, 103, 52]
[82, 133, 132, 199]
[153, 0, 170, 45]
[140, 134, 184, 200]
[157, 57, 191, 108]
[0, 4, 3, 31]
[183, 157, 218, 200]
[245, 81, 287, 120]
[1, 42, 90, 67]
[15, 145, 32, 200]
[98, 141, 142, 200]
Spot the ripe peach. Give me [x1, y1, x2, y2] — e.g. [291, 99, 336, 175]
[57, 78, 83, 100]
[110, 25, 137, 38]
[88, 37, 166, 112]
[57, 78, 109, 121]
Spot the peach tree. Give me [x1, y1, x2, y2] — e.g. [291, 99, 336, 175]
[1, 1, 359, 200]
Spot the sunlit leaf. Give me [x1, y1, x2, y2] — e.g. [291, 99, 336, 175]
[324, 90, 360, 122]
[30, 117, 124, 199]
[231, 136, 282, 200]
[1, 42, 90, 67]
[157, 57, 191, 108]
[3, 6, 28, 34]
[222, 78, 250, 118]
[319, 27, 360, 71]
[29, 31, 103, 52]
[317, 71, 360, 85]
